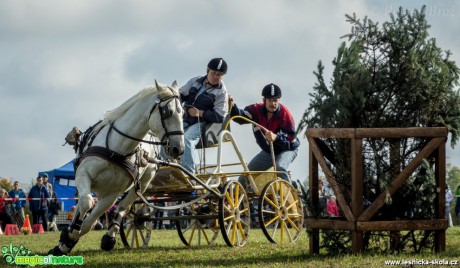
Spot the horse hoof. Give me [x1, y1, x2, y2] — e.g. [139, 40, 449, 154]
[60, 228, 79, 250]
[48, 246, 64, 256]
[101, 233, 116, 251]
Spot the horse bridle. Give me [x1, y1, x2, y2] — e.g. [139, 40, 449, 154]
[147, 90, 184, 143]
[110, 89, 184, 151]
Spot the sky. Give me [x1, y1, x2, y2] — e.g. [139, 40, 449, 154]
[1, 0, 459, 189]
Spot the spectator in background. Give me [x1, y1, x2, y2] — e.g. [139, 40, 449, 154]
[8, 181, 26, 229]
[153, 202, 164, 230]
[88, 195, 103, 230]
[0, 189, 13, 231]
[455, 185, 460, 226]
[68, 206, 76, 221]
[48, 190, 60, 231]
[100, 203, 118, 229]
[446, 186, 454, 227]
[28, 176, 50, 232]
[326, 195, 340, 217]
[43, 173, 53, 197]
[318, 179, 327, 216]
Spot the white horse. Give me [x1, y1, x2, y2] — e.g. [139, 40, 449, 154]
[49, 81, 184, 255]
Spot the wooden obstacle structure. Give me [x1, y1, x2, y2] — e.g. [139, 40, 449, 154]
[306, 127, 448, 254]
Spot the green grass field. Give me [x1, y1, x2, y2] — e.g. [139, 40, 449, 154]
[1, 227, 459, 267]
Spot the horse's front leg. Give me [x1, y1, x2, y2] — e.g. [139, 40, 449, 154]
[78, 193, 121, 251]
[48, 174, 94, 256]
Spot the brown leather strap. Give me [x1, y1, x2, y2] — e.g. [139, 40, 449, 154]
[77, 146, 138, 180]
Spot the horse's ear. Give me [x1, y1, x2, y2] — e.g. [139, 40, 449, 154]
[171, 80, 178, 88]
[155, 80, 166, 94]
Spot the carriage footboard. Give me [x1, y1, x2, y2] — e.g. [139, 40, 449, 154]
[147, 158, 222, 197]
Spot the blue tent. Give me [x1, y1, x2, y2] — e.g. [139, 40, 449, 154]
[39, 159, 76, 211]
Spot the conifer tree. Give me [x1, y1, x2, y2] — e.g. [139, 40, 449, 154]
[298, 6, 460, 252]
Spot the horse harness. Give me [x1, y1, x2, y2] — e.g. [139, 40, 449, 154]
[74, 89, 183, 183]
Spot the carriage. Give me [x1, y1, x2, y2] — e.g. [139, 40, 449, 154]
[119, 117, 305, 248]
[49, 82, 303, 255]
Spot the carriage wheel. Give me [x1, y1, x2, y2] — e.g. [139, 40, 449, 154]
[258, 179, 304, 243]
[176, 200, 220, 246]
[218, 180, 250, 247]
[120, 202, 153, 248]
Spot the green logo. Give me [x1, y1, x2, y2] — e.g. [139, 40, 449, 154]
[1, 243, 84, 266]
[1, 243, 31, 264]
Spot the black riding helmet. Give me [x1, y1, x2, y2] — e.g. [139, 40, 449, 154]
[262, 83, 282, 98]
[207, 58, 228, 74]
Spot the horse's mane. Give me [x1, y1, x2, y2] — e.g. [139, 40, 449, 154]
[92, 83, 177, 133]
[94, 85, 158, 132]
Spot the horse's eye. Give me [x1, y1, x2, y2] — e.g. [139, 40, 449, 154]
[159, 105, 172, 119]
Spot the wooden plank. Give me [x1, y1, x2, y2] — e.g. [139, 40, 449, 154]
[309, 146, 319, 210]
[308, 146, 320, 254]
[351, 137, 364, 253]
[352, 231, 364, 253]
[355, 127, 448, 138]
[306, 128, 356, 138]
[308, 137, 354, 221]
[389, 139, 402, 252]
[351, 138, 363, 218]
[315, 138, 336, 166]
[307, 127, 448, 139]
[435, 230, 446, 253]
[357, 220, 448, 231]
[434, 144, 447, 253]
[358, 137, 446, 221]
[306, 219, 354, 230]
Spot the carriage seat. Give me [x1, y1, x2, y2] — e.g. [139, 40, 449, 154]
[146, 166, 195, 194]
[195, 114, 231, 149]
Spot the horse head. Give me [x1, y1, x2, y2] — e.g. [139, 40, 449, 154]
[149, 80, 184, 159]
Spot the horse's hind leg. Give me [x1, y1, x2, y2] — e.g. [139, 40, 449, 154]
[105, 167, 156, 244]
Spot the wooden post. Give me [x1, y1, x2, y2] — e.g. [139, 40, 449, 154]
[351, 136, 363, 253]
[309, 144, 320, 254]
[390, 139, 401, 252]
[434, 142, 446, 252]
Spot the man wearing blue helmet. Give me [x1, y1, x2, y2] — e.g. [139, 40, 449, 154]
[230, 83, 300, 181]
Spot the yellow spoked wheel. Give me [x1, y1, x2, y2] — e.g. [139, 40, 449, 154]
[258, 179, 304, 243]
[218, 180, 250, 247]
[120, 202, 153, 248]
[176, 200, 220, 246]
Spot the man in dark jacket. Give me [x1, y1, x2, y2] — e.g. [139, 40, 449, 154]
[230, 83, 300, 181]
[28, 176, 50, 231]
[179, 58, 229, 173]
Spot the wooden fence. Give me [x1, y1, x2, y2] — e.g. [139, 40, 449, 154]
[306, 127, 448, 253]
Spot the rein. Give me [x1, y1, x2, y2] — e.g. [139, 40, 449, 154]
[225, 115, 277, 173]
[108, 90, 184, 149]
[111, 124, 163, 145]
